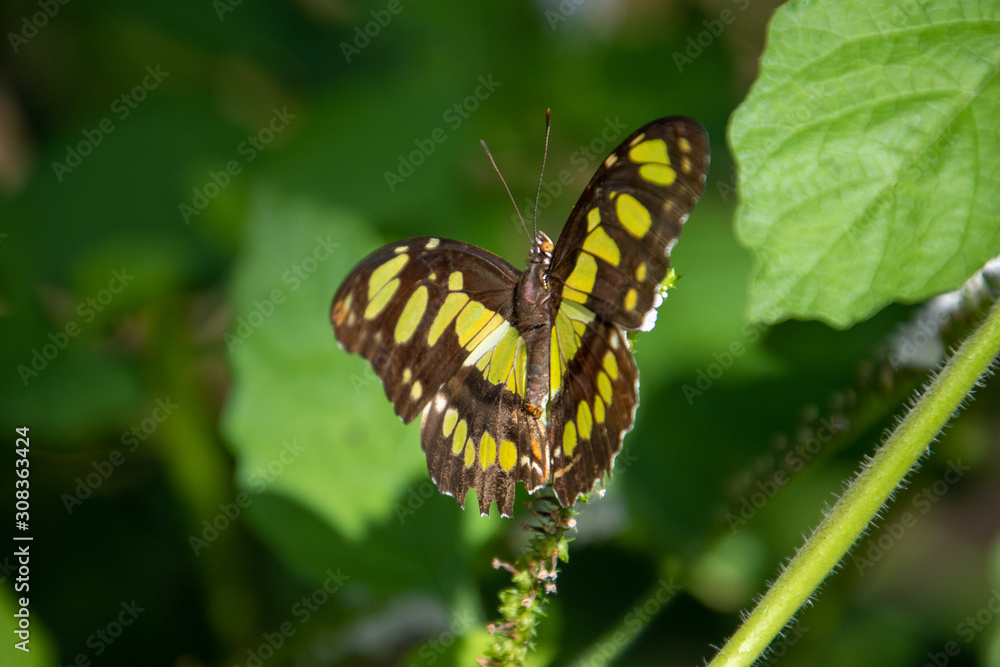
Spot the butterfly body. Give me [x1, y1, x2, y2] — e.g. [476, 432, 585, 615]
[515, 232, 555, 421]
[332, 117, 709, 517]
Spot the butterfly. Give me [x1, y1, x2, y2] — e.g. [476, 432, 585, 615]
[331, 116, 709, 517]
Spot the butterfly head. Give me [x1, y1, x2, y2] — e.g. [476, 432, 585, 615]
[529, 231, 554, 266]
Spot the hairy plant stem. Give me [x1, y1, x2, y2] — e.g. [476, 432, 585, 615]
[479, 497, 578, 667]
[709, 298, 1000, 667]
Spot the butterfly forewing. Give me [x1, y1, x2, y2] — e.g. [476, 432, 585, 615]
[549, 117, 709, 331]
[331, 237, 521, 422]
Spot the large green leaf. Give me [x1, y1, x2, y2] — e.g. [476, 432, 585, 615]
[731, 0, 1000, 327]
[223, 188, 506, 601]
[222, 187, 426, 539]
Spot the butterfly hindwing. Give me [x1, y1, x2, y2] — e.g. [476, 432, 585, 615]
[549, 117, 709, 331]
[548, 310, 638, 506]
[421, 363, 548, 517]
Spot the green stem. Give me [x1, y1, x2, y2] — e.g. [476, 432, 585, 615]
[709, 298, 1000, 667]
[481, 499, 577, 667]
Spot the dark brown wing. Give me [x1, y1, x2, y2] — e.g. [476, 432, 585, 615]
[548, 117, 709, 331]
[331, 237, 519, 422]
[421, 361, 547, 517]
[543, 117, 709, 505]
[547, 306, 638, 506]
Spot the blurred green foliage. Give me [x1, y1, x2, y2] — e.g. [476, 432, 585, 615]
[1, 1, 999, 666]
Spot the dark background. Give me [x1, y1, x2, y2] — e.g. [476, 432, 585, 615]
[1, 1, 999, 666]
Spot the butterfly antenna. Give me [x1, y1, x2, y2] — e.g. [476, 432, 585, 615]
[481, 139, 532, 243]
[531, 109, 552, 237]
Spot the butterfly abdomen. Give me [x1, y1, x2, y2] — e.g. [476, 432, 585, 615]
[515, 236, 554, 425]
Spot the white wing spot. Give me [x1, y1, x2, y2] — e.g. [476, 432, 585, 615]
[663, 238, 677, 257]
[425, 238, 441, 249]
[641, 308, 658, 331]
[394, 245, 408, 254]
[640, 293, 663, 332]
